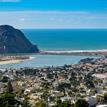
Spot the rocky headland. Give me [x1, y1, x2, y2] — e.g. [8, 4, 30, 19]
[0, 25, 39, 54]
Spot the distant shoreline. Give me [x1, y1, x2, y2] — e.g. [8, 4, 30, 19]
[0, 49, 107, 65]
[40, 49, 107, 56]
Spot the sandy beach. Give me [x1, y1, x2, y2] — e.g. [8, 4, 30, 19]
[0, 60, 22, 65]
[0, 56, 35, 65]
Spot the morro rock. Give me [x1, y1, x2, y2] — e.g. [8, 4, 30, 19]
[0, 25, 39, 54]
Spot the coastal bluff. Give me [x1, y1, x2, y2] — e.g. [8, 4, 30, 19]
[0, 25, 39, 54]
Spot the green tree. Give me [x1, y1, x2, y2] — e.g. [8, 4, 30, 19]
[7, 80, 13, 93]
[103, 93, 107, 104]
[0, 92, 21, 107]
[35, 100, 46, 107]
[74, 99, 89, 107]
[1, 76, 9, 83]
[0, 79, 21, 107]
[22, 96, 31, 107]
[41, 90, 50, 102]
[54, 100, 71, 107]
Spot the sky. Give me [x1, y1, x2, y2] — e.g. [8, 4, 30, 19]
[0, 0, 107, 29]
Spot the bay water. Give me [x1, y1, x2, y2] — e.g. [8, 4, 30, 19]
[1, 29, 107, 69]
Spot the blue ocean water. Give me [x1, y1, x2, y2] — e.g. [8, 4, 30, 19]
[0, 29, 106, 69]
[22, 29, 107, 51]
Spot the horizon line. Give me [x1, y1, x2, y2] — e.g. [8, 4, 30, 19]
[20, 28, 107, 30]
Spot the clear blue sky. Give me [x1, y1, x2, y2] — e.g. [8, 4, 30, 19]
[0, 0, 107, 28]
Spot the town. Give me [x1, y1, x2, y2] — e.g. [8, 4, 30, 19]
[0, 56, 107, 107]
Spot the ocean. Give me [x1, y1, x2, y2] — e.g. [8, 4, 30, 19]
[22, 29, 107, 51]
[0, 29, 107, 69]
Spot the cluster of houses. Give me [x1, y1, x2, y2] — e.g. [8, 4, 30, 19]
[0, 56, 107, 106]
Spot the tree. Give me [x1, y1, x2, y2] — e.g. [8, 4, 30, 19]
[1, 76, 9, 83]
[74, 99, 89, 107]
[7, 80, 13, 93]
[0, 79, 21, 107]
[41, 90, 50, 102]
[54, 100, 71, 107]
[35, 100, 46, 107]
[103, 93, 107, 104]
[84, 73, 95, 89]
[0, 92, 21, 107]
[22, 96, 31, 107]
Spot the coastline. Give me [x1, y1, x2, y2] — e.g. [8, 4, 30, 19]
[0, 56, 35, 65]
[0, 49, 107, 65]
[40, 49, 107, 56]
[0, 60, 23, 65]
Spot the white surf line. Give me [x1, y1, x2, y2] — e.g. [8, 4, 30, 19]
[39, 49, 107, 56]
[40, 49, 107, 53]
